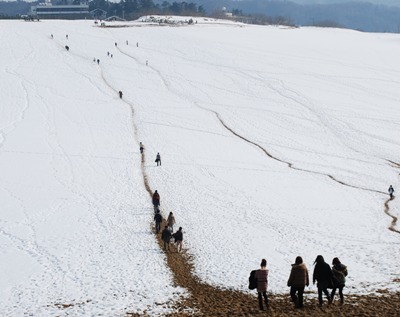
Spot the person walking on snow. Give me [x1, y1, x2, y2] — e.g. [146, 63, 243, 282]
[155, 152, 161, 166]
[119, 91, 123, 99]
[167, 212, 176, 232]
[255, 259, 270, 310]
[172, 227, 183, 252]
[313, 255, 333, 307]
[388, 185, 394, 199]
[154, 210, 162, 233]
[152, 190, 160, 210]
[161, 225, 172, 251]
[331, 257, 348, 305]
[139, 142, 144, 154]
[287, 256, 309, 309]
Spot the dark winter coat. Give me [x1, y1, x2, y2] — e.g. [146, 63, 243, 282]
[154, 213, 162, 223]
[152, 192, 160, 206]
[287, 263, 309, 288]
[332, 263, 348, 287]
[313, 262, 333, 288]
[173, 230, 183, 242]
[161, 228, 172, 242]
[255, 269, 268, 292]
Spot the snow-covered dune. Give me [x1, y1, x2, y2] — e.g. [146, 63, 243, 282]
[0, 18, 399, 316]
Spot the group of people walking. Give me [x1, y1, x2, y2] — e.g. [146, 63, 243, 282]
[254, 255, 348, 310]
[152, 191, 183, 252]
[145, 148, 182, 253]
[137, 142, 160, 166]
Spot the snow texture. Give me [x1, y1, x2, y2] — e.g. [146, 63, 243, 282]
[0, 17, 399, 316]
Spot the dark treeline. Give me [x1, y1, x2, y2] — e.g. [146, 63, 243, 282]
[89, 0, 205, 20]
[0, 1, 36, 18]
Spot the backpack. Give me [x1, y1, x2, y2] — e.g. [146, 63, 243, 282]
[248, 270, 258, 290]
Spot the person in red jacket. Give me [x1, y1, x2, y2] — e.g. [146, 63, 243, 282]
[255, 259, 269, 310]
[287, 256, 309, 308]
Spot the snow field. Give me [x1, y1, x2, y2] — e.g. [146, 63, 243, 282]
[0, 18, 399, 316]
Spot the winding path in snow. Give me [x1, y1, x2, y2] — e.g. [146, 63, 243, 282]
[114, 40, 398, 234]
[86, 29, 399, 314]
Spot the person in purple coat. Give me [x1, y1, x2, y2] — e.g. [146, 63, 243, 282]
[255, 258, 269, 310]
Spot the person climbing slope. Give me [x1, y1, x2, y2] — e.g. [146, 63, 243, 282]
[155, 152, 161, 166]
[154, 210, 162, 233]
[388, 185, 394, 199]
[152, 190, 160, 211]
[161, 225, 172, 251]
[172, 227, 183, 252]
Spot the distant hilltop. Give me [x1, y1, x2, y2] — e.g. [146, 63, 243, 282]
[190, 0, 400, 33]
[1, 0, 400, 33]
[286, 0, 400, 8]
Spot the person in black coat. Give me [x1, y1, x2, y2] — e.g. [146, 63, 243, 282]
[388, 185, 394, 199]
[161, 226, 172, 251]
[155, 152, 161, 166]
[173, 227, 183, 252]
[154, 210, 162, 233]
[313, 255, 333, 307]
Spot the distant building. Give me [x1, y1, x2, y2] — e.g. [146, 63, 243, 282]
[31, 0, 90, 20]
